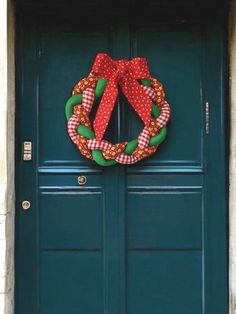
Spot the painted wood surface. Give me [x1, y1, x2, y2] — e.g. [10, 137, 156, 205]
[15, 1, 228, 313]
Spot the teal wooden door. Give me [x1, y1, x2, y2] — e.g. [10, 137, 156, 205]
[15, 1, 228, 314]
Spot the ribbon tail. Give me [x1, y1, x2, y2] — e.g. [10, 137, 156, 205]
[93, 78, 118, 141]
[121, 78, 152, 127]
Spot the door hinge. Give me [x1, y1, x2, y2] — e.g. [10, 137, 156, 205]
[205, 102, 210, 134]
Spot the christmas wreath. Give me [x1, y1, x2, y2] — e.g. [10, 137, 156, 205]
[65, 53, 171, 166]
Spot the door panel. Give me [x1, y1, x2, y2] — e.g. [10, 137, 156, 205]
[130, 24, 203, 165]
[128, 251, 202, 314]
[41, 252, 103, 314]
[40, 192, 103, 249]
[15, 2, 228, 314]
[127, 189, 202, 249]
[39, 27, 112, 166]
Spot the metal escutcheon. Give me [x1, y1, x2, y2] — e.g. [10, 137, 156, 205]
[22, 200, 31, 210]
[78, 175, 87, 185]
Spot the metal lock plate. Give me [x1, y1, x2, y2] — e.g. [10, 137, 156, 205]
[23, 141, 32, 161]
[78, 175, 87, 185]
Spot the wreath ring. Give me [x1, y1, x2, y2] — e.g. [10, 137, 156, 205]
[65, 74, 171, 166]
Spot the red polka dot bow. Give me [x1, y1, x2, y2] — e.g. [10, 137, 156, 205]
[91, 53, 152, 141]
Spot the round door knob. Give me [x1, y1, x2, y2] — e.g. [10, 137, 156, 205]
[78, 175, 87, 185]
[22, 200, 31, 210]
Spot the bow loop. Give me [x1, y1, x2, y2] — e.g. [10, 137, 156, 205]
[91, 53, 116, 79]
[91, 53, 152, 141]
[128, 57, 150, 79]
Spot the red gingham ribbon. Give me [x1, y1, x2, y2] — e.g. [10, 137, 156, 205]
[82, 88, 94, 114]
[156, 101, 171, 128]
[67, 114, 79, 144]
[138, 127, 150, 149]
[115, 153, 139, 164]
[87, 139, 112, 151]
[141, 85, 157, 102]
[91, 53, 152, 141]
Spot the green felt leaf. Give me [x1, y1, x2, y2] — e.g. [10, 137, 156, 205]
[92, 150, 116, 166]
[77, 125, 95, 139]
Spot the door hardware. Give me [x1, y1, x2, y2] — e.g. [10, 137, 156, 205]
[205, 102, 210, 134]
[22, 141, 32, 161]
[78, 176, 87, 185]
[21, 200, 31, 210]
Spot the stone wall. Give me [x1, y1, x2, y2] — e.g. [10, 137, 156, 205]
[229, 0, 236, 313]
[0, 1, 15, 313]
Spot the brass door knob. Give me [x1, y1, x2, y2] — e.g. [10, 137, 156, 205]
[78, 175, 87, 185]
[22, 200, 31, 210]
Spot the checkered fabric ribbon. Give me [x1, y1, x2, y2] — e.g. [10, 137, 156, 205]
[67, 114, 79, 144]
[141, 85, 157, 102]
[156, 101, 171, 127]
[138, 128, 150, 149]
[115, 153, 139, 164]
[87, 139, 112, 151]
[82, 88, 94, 114]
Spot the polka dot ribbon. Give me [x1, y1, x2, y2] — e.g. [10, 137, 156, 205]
[91, 53, 152, 141]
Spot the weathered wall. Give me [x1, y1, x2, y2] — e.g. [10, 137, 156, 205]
[229, 0, 236, 313]
[0, 0, 15, 313]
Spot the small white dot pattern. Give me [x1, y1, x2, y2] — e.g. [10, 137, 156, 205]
[91, 53, 152, 141]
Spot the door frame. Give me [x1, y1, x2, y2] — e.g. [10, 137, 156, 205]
[229, 1, 236, 313]
[0, 0, 236, 313]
